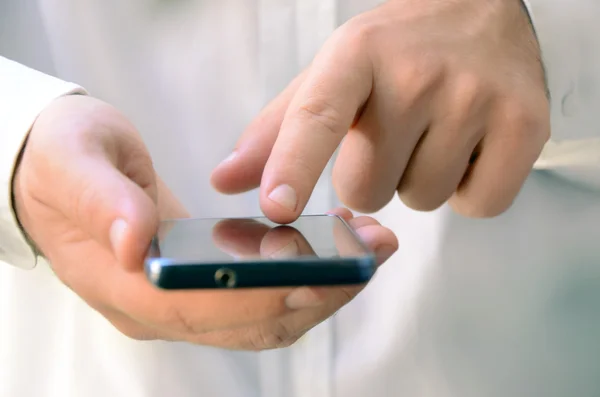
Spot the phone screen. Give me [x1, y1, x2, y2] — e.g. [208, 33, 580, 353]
[150, 214, 371, 264]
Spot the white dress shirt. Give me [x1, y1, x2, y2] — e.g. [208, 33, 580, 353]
[1, 1, 600, 396]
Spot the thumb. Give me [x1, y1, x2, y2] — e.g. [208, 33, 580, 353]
[58, 149, 158, 272]
[210, 69, 308, 194]
[24, 98, 160, 271]
[21, 95, 159, 272]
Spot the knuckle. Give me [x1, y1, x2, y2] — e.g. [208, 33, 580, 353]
[337, 186, 393, 214]
[394, 62, 444, 106]
[332, 145, 401, 214]
[399, 191, 448, 213]
[450, 72, 487, 119]
[397, 171, 457, 213]
[334, 182, 385, 214]
[450, 194, 508, 219]
[295, 98, 343, 137]
[456, 72, 484, 98]
[501, 100, 549, 142]
[338, 15, 379, 50]
[503, 101, 532, 129]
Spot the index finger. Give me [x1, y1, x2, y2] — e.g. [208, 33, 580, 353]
[259, 37, 373, 223]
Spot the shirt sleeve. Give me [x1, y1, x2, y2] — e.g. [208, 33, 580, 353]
[522, 0, 600, 175]
[0, 56, 87, 269]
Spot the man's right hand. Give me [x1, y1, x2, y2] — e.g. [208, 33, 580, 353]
[13, 95, 398, 350]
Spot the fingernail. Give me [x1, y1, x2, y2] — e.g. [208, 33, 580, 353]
[217, 151, 238, 167]
[268, 184, 297, 211]
[110, 219, 128, 255]
[375, 244, 397, 263]
[285, 287, 323, 310]
[270, 239, 299, 258]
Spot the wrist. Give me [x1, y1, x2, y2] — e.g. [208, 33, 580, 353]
[11, 135, 44, 259]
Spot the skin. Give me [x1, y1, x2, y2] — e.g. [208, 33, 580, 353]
[211, 0, 549, 223]
[13, 0, 547, 350]
[13, 95, 397, 350]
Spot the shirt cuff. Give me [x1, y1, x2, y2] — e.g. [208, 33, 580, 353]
[0, 56, 87, 269]
[521, 1, 600, 192]
[520, 1, 534, 23]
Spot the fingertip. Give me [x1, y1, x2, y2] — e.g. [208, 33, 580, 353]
[210, 150, 263, 194]
[353, 224, 398, 256]
[213, 76, 299, 193]
[260, 184, 302, 224]
[210, 150, 237, 188]
[209, 165, 229, 193]
[347, 215, 379, 229]
[260, 205, 299, 225]
[374, 244, 398, 264]
[326, 207, 354, 221]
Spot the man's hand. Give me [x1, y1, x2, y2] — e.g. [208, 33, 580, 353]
[13, 95, 397, 350]
[211, 0, 550, 222]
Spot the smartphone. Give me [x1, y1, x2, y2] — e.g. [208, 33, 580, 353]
[144, 214, 376, 289]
